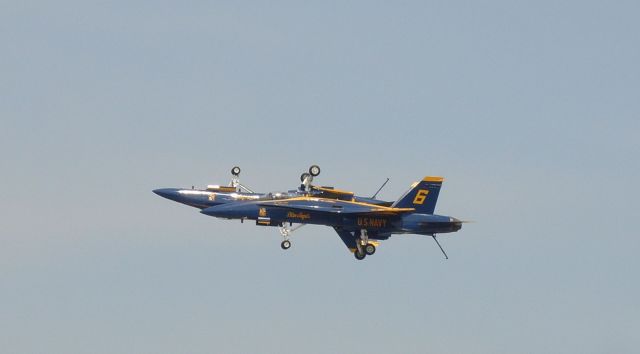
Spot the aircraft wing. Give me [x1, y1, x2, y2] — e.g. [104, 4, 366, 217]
[258, 197, 414, 215]
[334, 227, 358, 251]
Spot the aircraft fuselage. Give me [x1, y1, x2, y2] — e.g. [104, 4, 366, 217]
[153, 188, 461, 237]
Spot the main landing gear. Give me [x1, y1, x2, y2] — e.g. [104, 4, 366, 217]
[365, 243, 376, 255]
[354, 229, 377, 261]
[300, 165, 321, 192]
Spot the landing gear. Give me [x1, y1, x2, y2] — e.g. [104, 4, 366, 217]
[353, 229, 377, 260]
[278, 224, 306, 250]
[365, 243, 376, 255]
[300, 165, 320, 192]
[279, 226, 291, 250]
[228, 166, 254, 193]
[309, 165, 321, 177]
[354, 243, 376, 260]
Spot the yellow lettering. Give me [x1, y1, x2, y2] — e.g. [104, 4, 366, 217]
[287, 211, 310, 220]
[355, 218, 389, 228]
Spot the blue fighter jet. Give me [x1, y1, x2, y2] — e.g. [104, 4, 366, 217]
[153, 165, 464, 260]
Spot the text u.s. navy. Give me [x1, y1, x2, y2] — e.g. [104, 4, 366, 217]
[154, 165, 465, 260]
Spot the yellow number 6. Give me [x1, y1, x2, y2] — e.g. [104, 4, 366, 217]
[413, 189, 429, 205]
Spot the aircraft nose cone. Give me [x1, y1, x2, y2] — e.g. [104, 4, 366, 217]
[153, 188, 180, 201]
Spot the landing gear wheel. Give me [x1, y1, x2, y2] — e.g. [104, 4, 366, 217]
[231, 166, 241, 176]
[281, 240, 291, 250]
[365, 243, 376, 256]
[354, 250, 366, 260]
[309, 165, 321, 176]
[300, 172, 311, 182]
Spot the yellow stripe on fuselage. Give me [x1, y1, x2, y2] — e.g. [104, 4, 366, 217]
[272, 196, 414, 213]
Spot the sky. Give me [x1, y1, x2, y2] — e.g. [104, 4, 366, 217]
[1, 1, 639, 353]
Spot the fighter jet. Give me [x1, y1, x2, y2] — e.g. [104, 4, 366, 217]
[153, 165, 464, 260]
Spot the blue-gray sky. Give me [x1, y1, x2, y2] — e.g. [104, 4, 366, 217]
[1, 1, 639, 353]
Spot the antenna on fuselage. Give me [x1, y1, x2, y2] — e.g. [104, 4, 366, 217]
[432, 235, 449, 259]
[371, 178, 390, 199]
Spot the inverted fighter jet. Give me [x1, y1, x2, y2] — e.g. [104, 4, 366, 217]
[153, 165, 464, 260]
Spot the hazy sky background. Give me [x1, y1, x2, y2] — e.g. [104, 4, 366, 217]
[1, 1, 639, 353]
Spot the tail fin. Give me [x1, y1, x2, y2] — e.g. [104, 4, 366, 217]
[391, 176, 443, 214]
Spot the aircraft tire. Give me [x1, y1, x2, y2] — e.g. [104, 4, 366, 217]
[309, 165, 321, 177]
[365, 243, 376, 256]
[281, 240, 291, 250]
[300, 173, 311, 183]
[354, 250, 366, 260]
[231, 166, 241, 176]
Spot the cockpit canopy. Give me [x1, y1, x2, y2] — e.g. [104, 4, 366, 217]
[263, 191, 299, 200]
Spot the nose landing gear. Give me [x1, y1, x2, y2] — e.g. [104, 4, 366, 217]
[278, 223, 307, 250]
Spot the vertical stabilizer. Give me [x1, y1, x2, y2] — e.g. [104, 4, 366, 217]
[391, 176, 443, 214]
